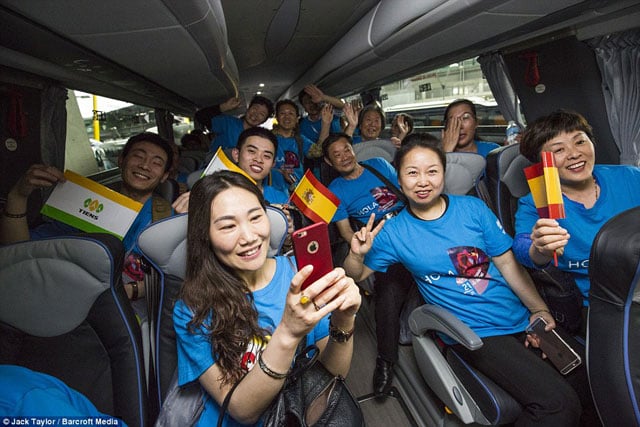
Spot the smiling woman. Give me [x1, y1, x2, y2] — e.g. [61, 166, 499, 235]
[175, 170, 360, 426]
[513, 110, 640, 335]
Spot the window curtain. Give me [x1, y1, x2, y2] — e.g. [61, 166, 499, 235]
[41, 86, 68, 171]
[477, 52, 525, 130]
[588, 30, 640, 166]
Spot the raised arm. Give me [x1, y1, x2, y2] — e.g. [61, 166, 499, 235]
[1, 164, 65, 245]
[304, 84, 345, 109]
[343, 213, 382, 282]
[197, 264, 360, 424]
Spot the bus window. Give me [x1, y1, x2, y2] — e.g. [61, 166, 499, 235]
[381, 58, 518, 142]
[66, 91, 193, 176]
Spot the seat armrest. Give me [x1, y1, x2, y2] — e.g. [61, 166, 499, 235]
[409, 304, 482, 351]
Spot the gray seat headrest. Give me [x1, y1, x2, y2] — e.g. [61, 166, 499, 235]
[138, 214, 188, 279]
[353, 139, 397, 163]
[0, 237, 114, 337]
[503, 155, 533, 198]
[445, 152, 486, 195]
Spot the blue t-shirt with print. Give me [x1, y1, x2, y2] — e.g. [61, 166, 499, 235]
[270, 134, 314, 193]
[329, 157, 404, 223]
[365, 195, 529, 341]
[513, 164, 640, 302]
[475, 140, 500, 158]
[173, 256, 330, 427]
[210, 114, 245, 152]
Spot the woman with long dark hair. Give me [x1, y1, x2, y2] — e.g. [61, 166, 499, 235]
[174, 170, 361, 426]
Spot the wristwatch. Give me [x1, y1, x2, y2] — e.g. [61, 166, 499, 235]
[329, 317, 355, 343]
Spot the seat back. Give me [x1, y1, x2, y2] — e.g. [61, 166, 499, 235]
[137, 206, 290, 409]
[154, 177, 180, 203]
[480, 143, 532, 236]
[409, 304, 521, 425]
[352, 139, 397, 163]
[444, 152, 486, 196]
[0, 234, 148, 427]
[588, 206, 640, 426]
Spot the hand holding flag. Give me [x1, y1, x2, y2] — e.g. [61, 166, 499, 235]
[289, 170, 340, 224]
[524, 152, 566, 266]
[201, 147, 255, 184]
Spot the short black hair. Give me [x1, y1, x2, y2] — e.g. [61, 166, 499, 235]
[275, 99, 300, 117]
[322, 132, 353, 160]
[236, 127, 278, 153]
[395, 133, 446, 174]
[249, 95, 275, 118]
[121, 132, 174, 172]
[520, 110, 595, 163]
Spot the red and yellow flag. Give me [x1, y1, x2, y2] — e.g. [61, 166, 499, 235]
[289, 170, 340, 224]
[523, 151, 565, 219]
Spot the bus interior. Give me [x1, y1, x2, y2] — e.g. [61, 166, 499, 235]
[1, 0, 640, 426]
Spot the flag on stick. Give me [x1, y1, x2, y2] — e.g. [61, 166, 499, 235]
[201, 147, 255, 184]
[524, 151, 566, 265]
[289, 170, 340, 224]
[41, 170, 142, 240]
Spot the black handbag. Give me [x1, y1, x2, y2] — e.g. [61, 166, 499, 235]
[218, 344, 365, 427]
[155, 369, 207, 427]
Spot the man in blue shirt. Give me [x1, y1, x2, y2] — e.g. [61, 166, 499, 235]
[195, 95, 274, 152]
[0, 132, 175, 301]
[323, 132, 415, 397]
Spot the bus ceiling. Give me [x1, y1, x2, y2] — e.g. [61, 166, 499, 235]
[0, 0, 639, 109]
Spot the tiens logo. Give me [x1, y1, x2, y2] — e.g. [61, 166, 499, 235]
[79, 198, 104, 220]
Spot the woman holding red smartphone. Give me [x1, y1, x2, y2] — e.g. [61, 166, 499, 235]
[173, 170, 361, 426]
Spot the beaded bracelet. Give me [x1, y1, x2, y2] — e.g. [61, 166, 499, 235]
[3, 210, 27, 218]
[258, 351, 289, 380]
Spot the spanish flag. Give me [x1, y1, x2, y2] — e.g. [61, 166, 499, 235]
[201, 147, 255, 184]
[289, 170, 340, 223]
[523, 151, 565, 220]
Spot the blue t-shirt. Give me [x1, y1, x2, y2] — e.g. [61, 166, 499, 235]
[0, 365, 125, 424]
[263, 185, 288, 204]
[173, 256, 330, 427]
[513, 165, 640, 301]
[210, 115, 245, 152]
[329, 158, 404, 223]
[270, 134, 314, 192]
[475, 140, 500, 158]
[365, 195, 529, 341]
[299, 115, 342, 143]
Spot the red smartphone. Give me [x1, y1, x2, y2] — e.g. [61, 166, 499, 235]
[292, 222, 333, 290]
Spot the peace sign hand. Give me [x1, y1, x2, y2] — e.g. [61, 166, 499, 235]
[350, 213, 385, 257]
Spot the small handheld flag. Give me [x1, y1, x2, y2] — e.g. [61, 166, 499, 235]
[289, 170, 340, 224]
[201, 147, 255, 184]
[524, 151, 566, 266]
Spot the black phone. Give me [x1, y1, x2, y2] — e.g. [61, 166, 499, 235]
[526, 317, 582, 375]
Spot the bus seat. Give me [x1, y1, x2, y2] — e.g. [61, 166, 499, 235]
[187, 169, 204, 189]
[353, 139, 397, 163]
[479, 144, 532, 236]
[136, 206, 290, 414]
[444, 152, 486, 196]
[0, 234, 148, 427]
[409, 304, 521, 425]
[154, 177, 180, 203]
[587, 206, 640, 426]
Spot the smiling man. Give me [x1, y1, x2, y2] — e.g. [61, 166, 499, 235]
[0, 132, 175, 300]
